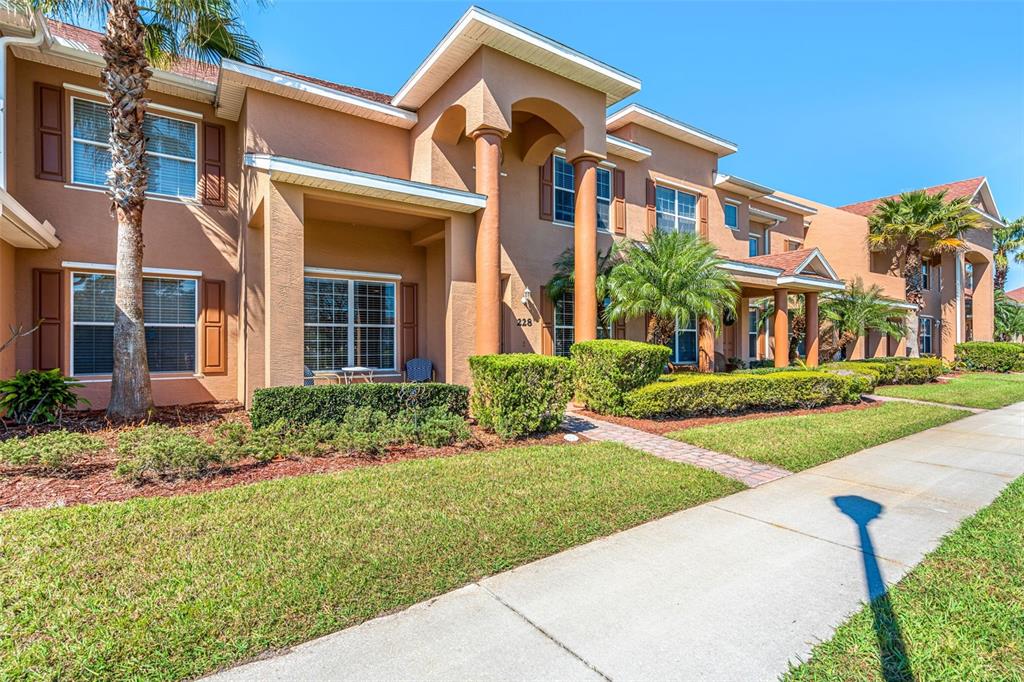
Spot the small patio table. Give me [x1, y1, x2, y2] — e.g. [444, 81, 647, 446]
[340, 366, 375, 384]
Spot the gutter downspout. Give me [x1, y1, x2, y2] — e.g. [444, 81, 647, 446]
[0, 12, 47, 190]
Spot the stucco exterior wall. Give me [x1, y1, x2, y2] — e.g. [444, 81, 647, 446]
[0, 240, 15, 378]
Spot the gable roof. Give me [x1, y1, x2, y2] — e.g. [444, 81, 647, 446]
[606, 104, 738, 157]
[1006, 287, 1024, 304]
[737, 247, 838, 281]
[838, 177, 987, 217]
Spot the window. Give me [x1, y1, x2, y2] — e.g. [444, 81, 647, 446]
[748, 233, 760, 257]
[655, 185, 697, 234]
[921, 263, 931, 290]
[552, 291, 611, 357]
[785, 240, 801, 252]
[71, 272, 197, 375]
[552, 156, 612, 230]
[748, 309, 759, 358]
[724, 203, 738, 230]
[72, 98, 198, 199]
[673, 316, 697, 364]
[964, 262, 974, 290]
[304, 277, 396, 371]
[919, 317, 933, 355]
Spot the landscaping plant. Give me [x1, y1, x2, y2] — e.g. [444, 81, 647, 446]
[0, 369, 87, 425]
[115, 424, 221, 482]
[0, 430, 104, 472]
[817, 278, 906, 362]
[571, 339, 671, 415]
[992, 214, 1024, 292]
[469, 354, 574, 438]
[954, 341, 1024, 372]
[822, 357, 943, 386]
[994, 290, 1024, 342]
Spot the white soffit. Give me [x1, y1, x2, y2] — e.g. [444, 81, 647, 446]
[217, 61, 417, 128]
[392, 6, 641, 109]
[749, 206, 789, 224]
[245, 154, 486, 213]
[606, 135, 652, 161]
[607, 104, 738, 157]
[713, 173, 773, 198]
[759, 193, 818, 216]
[0, 188, 59, 249]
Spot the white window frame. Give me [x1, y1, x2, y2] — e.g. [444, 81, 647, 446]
[655, 185, 698, 235]
[303, 275, 398, 372]
[964, 262, 974, 290]
[673, 315, 698, 365]
[70, 96, 200, 200]
[596, 166, 612, 233]
[921, 262, 931, 290]
[553, 290, 574, 358]
[69, 271, 199, 377]
[552, 154, 612, 230]
[748, 308, 759, 360]
[919, 316, 933, 355]
[748, 233, 760, 257]
[724, 203, 739, 230]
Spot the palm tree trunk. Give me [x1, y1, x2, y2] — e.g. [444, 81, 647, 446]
[647, 315, 675, 348]
[994, 264, 1007, 293]
[902, 247, 924, 358]
[103, 0, 154, 419]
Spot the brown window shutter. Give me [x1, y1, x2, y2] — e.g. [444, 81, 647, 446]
[698, 194, 709, 239]
[202, 123, 226, 206]
[401, 283, 418, 365]
[613, 168, 626, 234]
[35, 83, 64, 182]
[540, 285, 553, 355]
[200, 280, 227, 374]
[539, 156, 554, 221]
[32, 269, 63, 371]
[645, 178, 657, 233]
[614, 319, 626, 340]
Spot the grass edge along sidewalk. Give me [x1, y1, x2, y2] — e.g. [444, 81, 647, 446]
[876, 372, 1024, 410]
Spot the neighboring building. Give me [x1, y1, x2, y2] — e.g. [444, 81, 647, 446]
[1005, 287, 1024, 304]
[0, 7, 999, 408]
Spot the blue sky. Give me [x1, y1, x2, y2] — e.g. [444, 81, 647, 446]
[241, 1, 1024, 288]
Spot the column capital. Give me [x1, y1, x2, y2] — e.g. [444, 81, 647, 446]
[468, 126, 510, 141]
[568, 152, 604, 167]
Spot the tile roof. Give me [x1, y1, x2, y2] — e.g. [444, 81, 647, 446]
[736, 248, 819, 276]
[1006, 286, 1024, 304]
[45, 19, 393, 104]
[838, 177, 985, 217]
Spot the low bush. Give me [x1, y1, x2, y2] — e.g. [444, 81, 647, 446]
[213, 419, 335, 462]
[623, 371, 866, 419]
[250, 383, 469, 429]
[469, 354, 574, 438]
[823, 357, 944, 386]
[955, 341, 1024, 373]
[0, 430, 104, 471]
[396, 407, 472, 448]
[115, 425, 221, 482]
[0, 369, 87, 425]
[571, 339, 671, 415]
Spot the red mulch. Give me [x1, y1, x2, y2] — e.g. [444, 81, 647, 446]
[575, 401, 878, 435]
[0, 403, 571, 513]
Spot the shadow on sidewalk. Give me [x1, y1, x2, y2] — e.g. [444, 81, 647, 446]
[833, 495, 914, 682]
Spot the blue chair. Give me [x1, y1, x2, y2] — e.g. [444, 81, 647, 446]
[403, 358, 435, 383]
[303, 365, 315, 387]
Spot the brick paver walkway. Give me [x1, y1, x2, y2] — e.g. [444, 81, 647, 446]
[562, 412, 791, 487]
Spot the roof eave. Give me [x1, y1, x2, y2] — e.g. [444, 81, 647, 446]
[607, 104, 738, 157]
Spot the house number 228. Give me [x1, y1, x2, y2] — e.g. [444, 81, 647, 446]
[516, 318, 533, 327]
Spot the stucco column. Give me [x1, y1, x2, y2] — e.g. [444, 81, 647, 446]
[472, 129, 504, 356]
[805, 291, 819, 367]
[573, 155, 600, 344]
[265, 181, 305, 388]
[773, 288, 789, 368]
[698, 316, 715, 372]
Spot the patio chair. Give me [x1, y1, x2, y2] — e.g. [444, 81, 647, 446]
[403, 358, 435, 383]
[303, 365, 315, 387]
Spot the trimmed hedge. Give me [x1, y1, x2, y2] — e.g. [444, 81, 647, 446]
[823, 357, 944, 386]
[250, 383, 469, 429]
[623, 371, 867, 419]
[469, 354, 574, 439]
[571, 339, 671, 415]
[955, 341, 1024, 373]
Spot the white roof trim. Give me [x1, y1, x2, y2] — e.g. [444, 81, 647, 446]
[0, 188, 59, 249]
[606, 104, 738, 157]
[244, 154, 486, 213]
[713, 173, 773, 198]
[777, 275, 846, 291]
[392, 6, 641, 109]
[759, 193, 818, 216]
[217, 60, 417, 127]
[749, 206, 789, 224]
[606, 134, 652, 161]
[969, 206, 1004, 228]
[971, 177, 1001, 220]
[794, 248, 839, 280]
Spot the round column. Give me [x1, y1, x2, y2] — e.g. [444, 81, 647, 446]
[473, 129, 504, 356]
[773, 288, 790, 368]
[573, 155, 600, 344]
[805, 291, 819, 367]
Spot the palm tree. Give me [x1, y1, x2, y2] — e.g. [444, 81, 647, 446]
[546, 243, 622, 329]
[605, 230, 738, 347]
[33, 0, 262, 419]
[993, 216, 1024, 292]
[995, 290, 1024, 342]
[867, 190, 978, 357]
[818, 278, 906, 361]
[756, 294, 806, 363]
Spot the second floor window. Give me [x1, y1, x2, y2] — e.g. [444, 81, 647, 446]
[655, 185, 697, 234]
[72, 98, 198, 199]
[921, 263, 931, 290]
[553, 156, 612, 230]
[724, 203, 738, 230]
[748, 233, 760, 257]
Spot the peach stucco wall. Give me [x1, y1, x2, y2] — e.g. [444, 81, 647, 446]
[0, 240, 15, 378]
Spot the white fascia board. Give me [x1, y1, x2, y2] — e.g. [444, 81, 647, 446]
[220, 60, 417, 128]
[245, 154, 487, 211]
[777, 275, 846, 291]
[972, 177, 1001, 220]
[970, 206, 1004, 228]
[606, 134, 652, 160]
[719, 261, 783, 277]
[749, 206, 789, 223]
[759, 193, 818, 216]
[713, 173, 774, 197]
[0, 188, 59, 249]
[607, 104, 738, 156]
[795, 248, 839, 281]
[392, 6, 640, 109]
[62, 261, 202, 277]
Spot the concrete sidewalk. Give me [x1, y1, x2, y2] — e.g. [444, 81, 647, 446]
[210, 403, 1024, 682]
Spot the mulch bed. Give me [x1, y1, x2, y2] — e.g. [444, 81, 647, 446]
[0, 403, 572, 513]
[575, 401, 878, 435]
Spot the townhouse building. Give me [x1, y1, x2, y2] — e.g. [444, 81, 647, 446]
[0, 6, 998, 408]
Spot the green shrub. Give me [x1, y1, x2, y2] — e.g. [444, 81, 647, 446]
[213, 420, 336, 462]
[250, 383, 469, 429]
[623, 371, 865, 419]
[0, 430, 104, 471]
[823, 358, 943, 385]
[115, 425, 220, 482]
[333, 406, 403, 456]
[955, 341, 1024, 372]
[0, 369, 87, 425]
[396, 407, 472, 448]
[469, 354, 574, 439]
[570, 340, 670, 415]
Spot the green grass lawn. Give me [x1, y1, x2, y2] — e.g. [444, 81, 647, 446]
[876, 372, 1024, 409]
[785, 474, 1024, 681]
[668, 402, 969, 472]
[0, 442, 741, 680]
